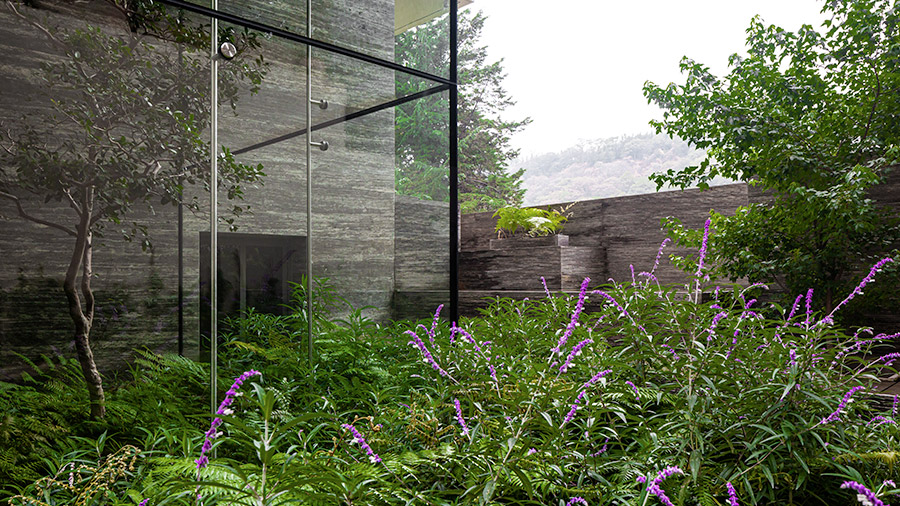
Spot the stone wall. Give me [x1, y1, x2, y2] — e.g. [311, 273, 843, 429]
[460, 183, 750, 294]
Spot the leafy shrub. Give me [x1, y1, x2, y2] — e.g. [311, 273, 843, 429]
[493, 204, 571, 237]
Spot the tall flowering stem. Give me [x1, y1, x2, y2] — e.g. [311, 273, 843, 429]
[726, 482, 739, 506]
[823, 257, 894, 324]
[342, 423, 381, 463]
[840, 481, 886, 506]
[651, 238, 670, 276]
[643, 466, 683, 506]
[559, 337, 593, 373]
[195, 370, 261, 471]
[551, 277, 590, 355]
[454, 398, 469, 436]
[405, 330, 457, 384]
[820, 386, 865, 425]
[696, 217, 711, 281]
[562, 369, 612, 427]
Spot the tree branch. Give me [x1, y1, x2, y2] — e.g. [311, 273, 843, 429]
[0, 190, 77, 236]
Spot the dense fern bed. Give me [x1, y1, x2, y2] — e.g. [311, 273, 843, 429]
[3, 256, 900, 505]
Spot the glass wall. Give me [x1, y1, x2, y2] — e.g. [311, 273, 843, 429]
[0, 0, 454, 387]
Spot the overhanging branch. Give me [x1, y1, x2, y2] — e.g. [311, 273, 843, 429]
[0, 190, 77, 236]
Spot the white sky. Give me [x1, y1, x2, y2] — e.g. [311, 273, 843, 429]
[469, 0, 826, 156]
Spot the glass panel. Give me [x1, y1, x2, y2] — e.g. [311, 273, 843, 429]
[0, 4, 211, 383]
[311, 70, 450, 323]
[204, 21, 310, 358]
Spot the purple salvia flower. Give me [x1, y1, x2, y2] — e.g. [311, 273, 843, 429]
[789, 348, 797, 367]
[644, 465, 683, 506]
[786, 293, 804, 322]
[454, 399, 469, 436]
[138, 500, 149, 506]
[826, 258, 894, 322]
[804, 288, 814, 328]
[725, 329, 740, 360]
[560, 337, 594, 373]
[638, 271, 659, 285]
[566, 497, 588, 506]
[726, 482, 739, 506]
[868, 416, 895, 428]
[820, 386, 865, 425]
[196, 370, 261, 471]
[651, 238, 671, 275]
[527, 448, 537, 455]
[429, 304, 443, 342]
[637, 476, 647, 484]
[697, 218, 711, 277]
[744, 298, 756, 310]
[661, 343, 680, 361]
[706, 311, 729, 341]
[488, 364, 498, 385]
[714, 286, 721, 300]
[405, 330, 454, 381]
[449, 324, 459, 345]
[551, 277, 590, 355]
[561, 399, 581, 428]
[589, 438, 609, 457]
[630, 264, 636, 284]
[342, 423, 381, 463]
[583, 368, 613, 390]
[453, 326, 484, 354]
[625, 380, 639, 400]
[875, 352, 900, 367]
[541, 276, 551, 298]
[885, 479, 896, 488]
[840, 481, 886, 506]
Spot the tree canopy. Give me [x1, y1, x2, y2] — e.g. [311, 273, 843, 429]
[395, 9, 530, 213]
[644, 0, 900, 314]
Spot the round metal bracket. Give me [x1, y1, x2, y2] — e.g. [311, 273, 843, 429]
[219, 42, 237, 60]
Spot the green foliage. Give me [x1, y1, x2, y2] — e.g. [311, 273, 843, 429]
[643, 0, 900, 314]
[4, 245, 900, 505]
[395, 10, 530, 213]
[493, 205, 569, 237]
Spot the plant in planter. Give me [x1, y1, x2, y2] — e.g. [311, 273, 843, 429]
[493, 204, 573, 238]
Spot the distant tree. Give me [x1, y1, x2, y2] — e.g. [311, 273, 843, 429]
[0, 0, 265, 418]
[644, 0, 900, 314]
[395, 9, 530, 213]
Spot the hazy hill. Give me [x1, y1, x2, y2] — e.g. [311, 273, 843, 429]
[518, 133, 730, 206]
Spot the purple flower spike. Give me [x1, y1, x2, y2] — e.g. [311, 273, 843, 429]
[454, 399, 469, 436]
[706, 311, 728, 342]
[552, 277, 590, 355]
[804, 288, 814, 327]
[826, 258, 894, 322]
[840, 481, 886, 506]
[625, 380, 639, 400]
[644, 465, 683, 506]
[726, 482, 739, 506]
[405, 330, 454, 381]
[138, 500, 149, 506]
[820, 386, 866, 425]
[342, 423, 381, 463]
[196, 370, 261, 471]
[566, 498, 588, 506]
[560, 337, 594, 373]
[697, 218, 711, 277]
[541, 276, 551, 298]
[868, 415, 896, 428]
[651, 238, 671, 276]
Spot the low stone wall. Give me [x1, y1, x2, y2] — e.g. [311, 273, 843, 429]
[461, 183, 750, 292]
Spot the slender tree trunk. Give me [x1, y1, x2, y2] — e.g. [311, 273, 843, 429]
[64, 192, 105, 419]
